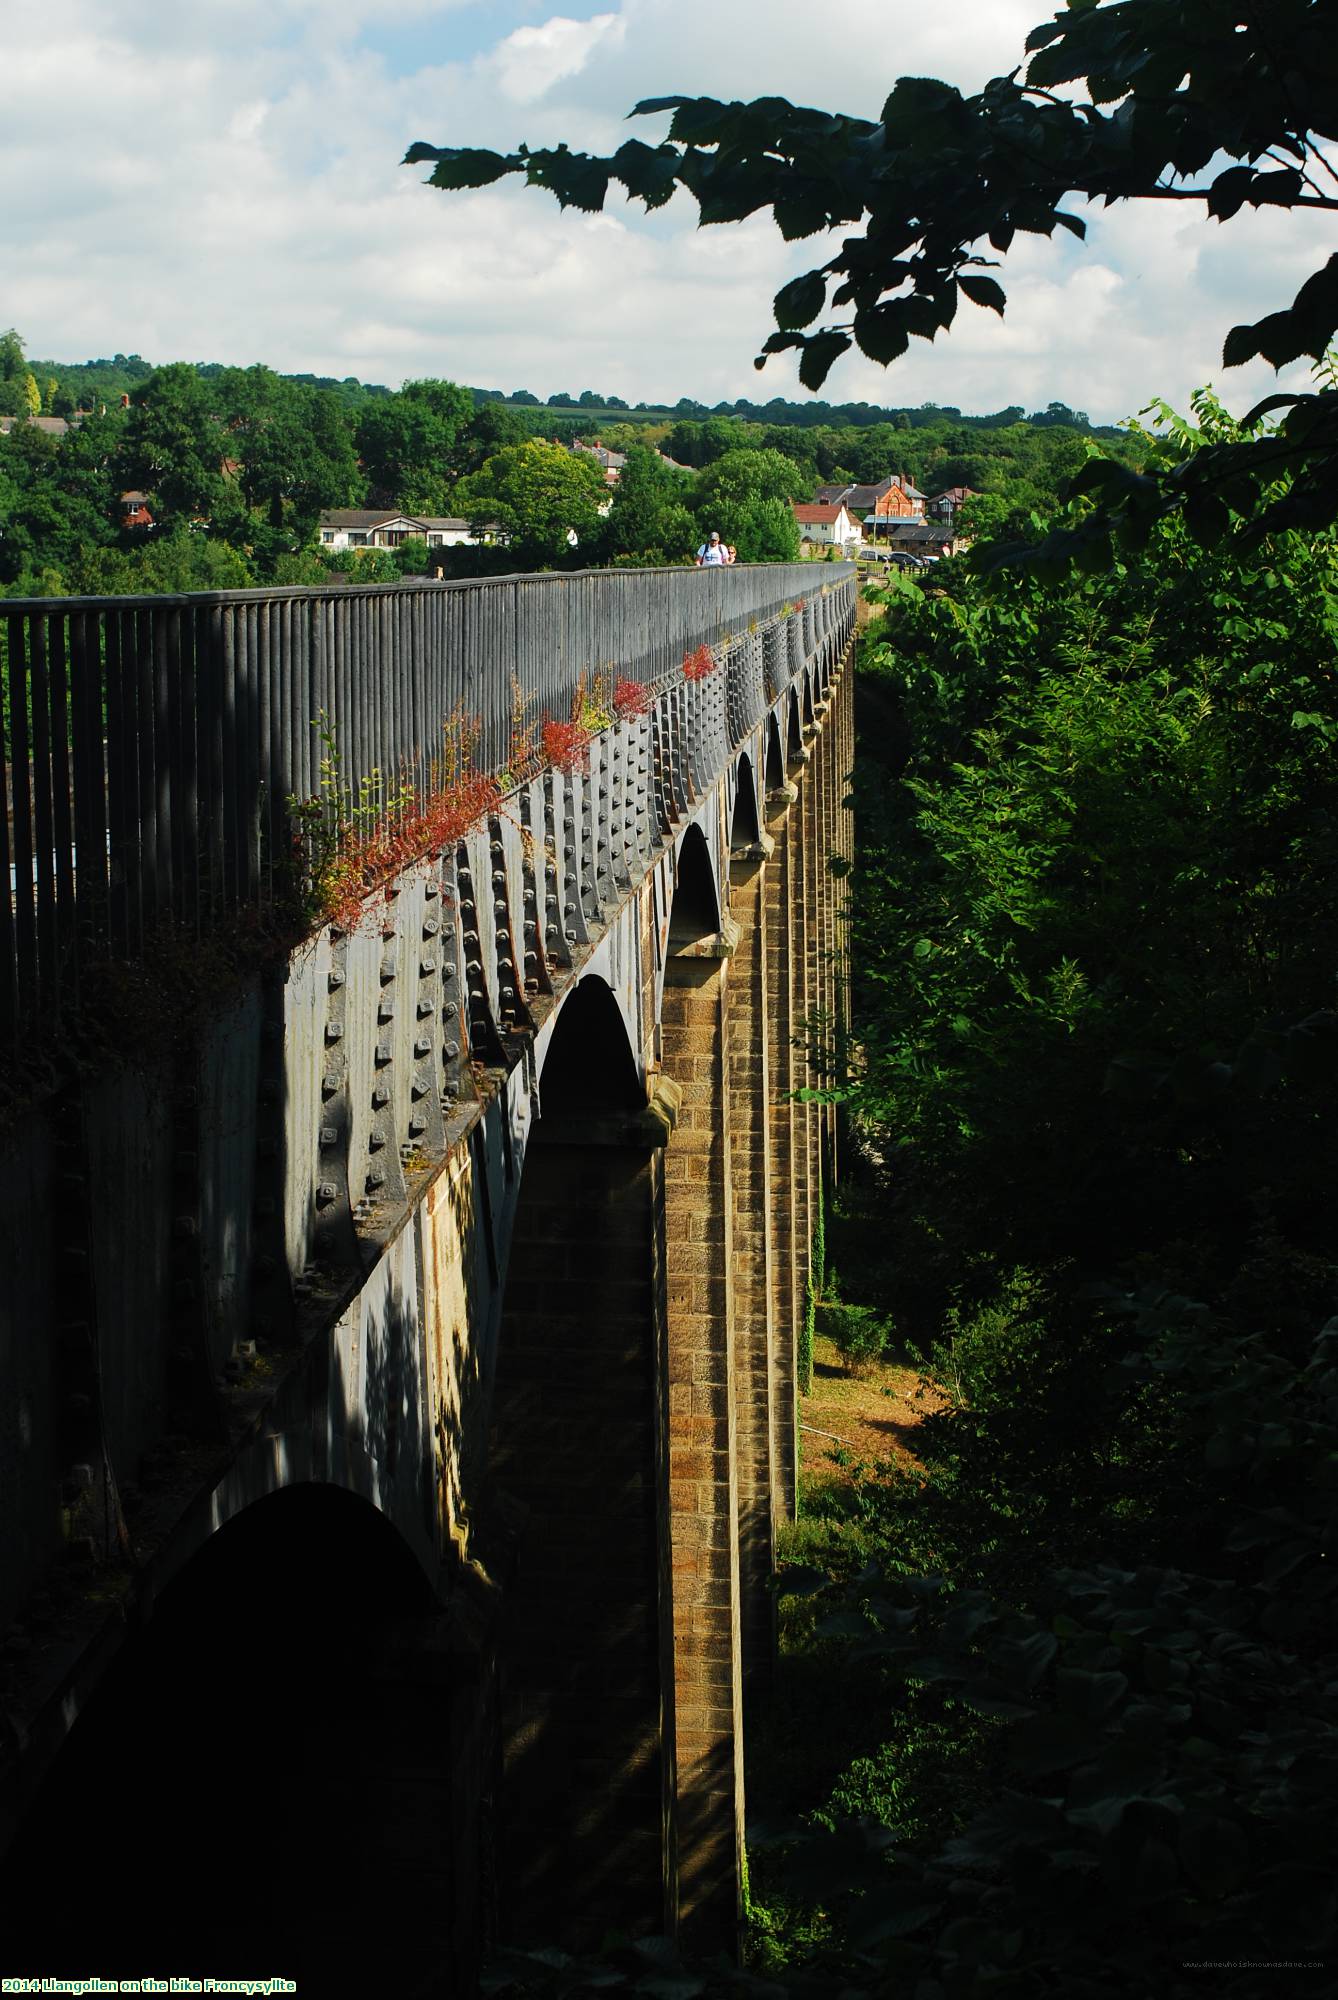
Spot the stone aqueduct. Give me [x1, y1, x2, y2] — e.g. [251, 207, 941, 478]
[0, 563, 856, 1985]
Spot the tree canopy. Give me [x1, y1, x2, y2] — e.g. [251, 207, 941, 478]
[407, 0, 1338, 548]
[454, 437, 610, 566]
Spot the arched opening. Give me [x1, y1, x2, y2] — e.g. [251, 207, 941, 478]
[537, 976, 641, 1119]
[489, 977, 667, 1949]
[4, 1487, 449, 1995]
[803, 669, 816, 731]
[786, 687, 803, 763]
[668, 822, 721, 949]
[730, 753, 761, 852]
[765, 712, 785, 794]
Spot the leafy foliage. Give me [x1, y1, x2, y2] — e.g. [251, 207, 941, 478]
[455, 437, 610, 567]
[409, 1, 1338, 543]
[746, 387, 1338, 1988]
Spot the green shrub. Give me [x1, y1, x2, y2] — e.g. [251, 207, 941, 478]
[815, 1298, 890, 1371]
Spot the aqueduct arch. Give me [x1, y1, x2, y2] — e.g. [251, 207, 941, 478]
[0, 564, 857, 1975]
[7, 1485, 447, 1991]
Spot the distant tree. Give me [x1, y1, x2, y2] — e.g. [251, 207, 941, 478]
[691, 448, 809, 561]
[664, 419, 704, 467]
[456, 399, 528, 476]
[116, 363, 228, 527]
[731, 494, 801, 563]
[577, 389, 602, 407]
[604, 443, 693, 560]
[22, 373, 41, 417]
[758, 425, 819, 478]
[0, 412, 125, 589]
[217, 365, 361, 534]
[509, 389, 541, 405]
[454, 438, 608, 567]
[546, 391, 578, 408]
[355, 377, 472, 510]
[73, 527, 255, 596]
[1029, 400, 1090, 428]
[694, 446, 810, 522]
[0, 328, 24, 381]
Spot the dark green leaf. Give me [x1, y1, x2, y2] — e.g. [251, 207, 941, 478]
[957, 275, 1007, 316]
[773, 271, 828, 331]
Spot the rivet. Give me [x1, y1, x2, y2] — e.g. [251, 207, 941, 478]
[375, 1041, 392, 1065]
[408, 1115, 426, 1138]
[319, 1125, 338, 1147]
[322, 1071, 341, 1097]
[325, 1021, 344, 1042]
[369, 1131, 386, 1151]
[443, 1040, 460, 1061]
[420, 956, 437, 975]
[366, 1167, 386, 1191]
[328, 969, 345, 991]
[372, 1085, 390, 1108]
[379, 1001, 395, 1023]
[417, 998, 434, 1018]
[442, 964, 456, 982]
[423, 915, 440, 937]
[414, 1037, 432, 1058]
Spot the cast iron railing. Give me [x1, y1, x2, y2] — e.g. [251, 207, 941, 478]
[0, 563, 855, 1040]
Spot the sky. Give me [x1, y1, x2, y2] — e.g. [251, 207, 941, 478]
[5, 0, 1336, 425]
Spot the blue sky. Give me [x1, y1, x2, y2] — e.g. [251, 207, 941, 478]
[5, 1, 1335, 423]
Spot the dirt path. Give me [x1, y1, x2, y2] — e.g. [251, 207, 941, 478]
[798, 1334, 940, 1494]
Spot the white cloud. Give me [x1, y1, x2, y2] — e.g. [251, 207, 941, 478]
[2, 1, 1335, 423]
[492, 13, 625, 104]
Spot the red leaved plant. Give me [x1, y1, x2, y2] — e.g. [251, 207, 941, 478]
[613, 676, 652, 719]
[682, 643, 716, 684]
[542, 716, 592, 773]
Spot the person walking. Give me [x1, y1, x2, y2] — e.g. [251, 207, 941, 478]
[696, 531, 726, 566]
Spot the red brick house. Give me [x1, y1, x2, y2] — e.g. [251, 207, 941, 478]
[119, 490, 154, 531]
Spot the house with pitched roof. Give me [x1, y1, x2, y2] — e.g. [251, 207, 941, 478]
[926, 485, 980, 523]
[793, 500, 861, 550]
[318, 510, 497, 551]
[568, 439, 627, 486]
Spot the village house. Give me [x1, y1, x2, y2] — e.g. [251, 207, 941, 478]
[118, 491, 154, 531]
[317, 509, 497, 551]
[0, 415, 73, 441]
[792, 500, 861, 552]
[873, 522, 962, 562]
[567, 439, 627, 486]
[811, 475, 928, 545]
[926, 485, 980, 523]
